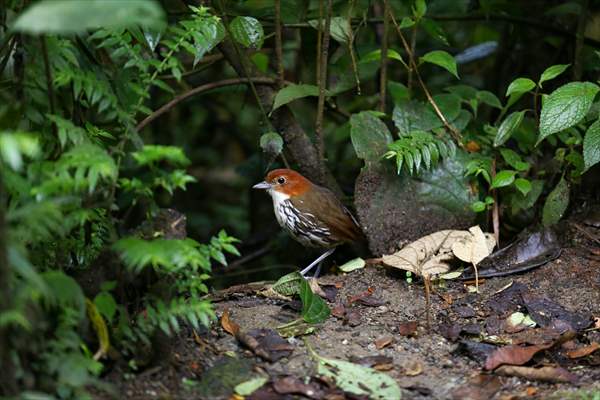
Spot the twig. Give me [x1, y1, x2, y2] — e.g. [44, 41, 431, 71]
[424, 276, 431, 329]
[386, 3, 463, 145]
[217, 0, 273, 130]
[407, 24, 418, 91]
[379, 1, 389, 111]
[348, 0, 361, 95]
[136, 77, 277, 131]
[573, 0, 589, 80]
[40, 36, 55, 116]
[315, 0, 333, 162]
[274, 0, 285, 85]
[570, 222, 600, 245]
[491, 158, 500, 247]
[315, 0, 323, 84]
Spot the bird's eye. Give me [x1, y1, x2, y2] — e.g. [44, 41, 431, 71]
[277, 177, 286, 184]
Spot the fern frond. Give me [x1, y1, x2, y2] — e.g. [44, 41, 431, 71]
[386, 131, 456, 175]
[132, 145, 191, 167]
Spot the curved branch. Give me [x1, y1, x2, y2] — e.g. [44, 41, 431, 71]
[136, 77, 277, 132]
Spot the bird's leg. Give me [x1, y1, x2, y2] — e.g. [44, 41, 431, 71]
[300, 248, 335, 277]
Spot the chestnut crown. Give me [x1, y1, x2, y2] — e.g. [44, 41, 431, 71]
[258, 169, 313, 196]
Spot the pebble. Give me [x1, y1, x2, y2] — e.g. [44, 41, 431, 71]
[342, 339, 349, 345]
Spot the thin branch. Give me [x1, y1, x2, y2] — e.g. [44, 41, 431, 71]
[0, 37, 15, 77]
[274, 0, 284, 85]
[491, 157, 500, 248]
[379, 1, 389, 112]
[136, 77, 277, 131]
[316, 0, 323, 84]
[386, 3, 463, 145]
[407, 23, 417, 91]
[217, 0, 273, 130]
[40, 36, 55, 116]
[315, 0, 333, 162]
[348, 0, 361, 95]
[573, 0, 589, 80]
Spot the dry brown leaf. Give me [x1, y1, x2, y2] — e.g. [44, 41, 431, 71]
[566, 342, 600, 358]
[374, 336, 393, 349]
[451, 226, 495, 266]
[484, 344, 549, 370]
[404, 360, 423, 376]
[381, 227, 495, 278]
[495, 365, 578, 383]
[221, 309, 240, 336]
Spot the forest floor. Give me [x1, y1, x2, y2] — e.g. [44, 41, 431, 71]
[96, 223, 600, 400]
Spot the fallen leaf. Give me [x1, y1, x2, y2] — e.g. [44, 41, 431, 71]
[522, 292, 592, 332]
[505, 312, 536, 333]
[234, 375, 269, 396]
[308, 277, 328, 299]
[403, 360, 423, 376]
[484, 344, 548, 370]
[331, 303, 346, 318]
[456, 340, 498, 364]
[221, 309, 240, 336]
[311, 349, 402, 400]
[525, 387, 538, 396]
[339, 257, 366, 272]
[375, 336, 393, 350]
[382, 227, 495, 278]
[495, 365, 578, 383]
[566, 342, 600, 358]
[277, 321, 316, 338]
[344, 310, 361, 327]
[452, 226, 495, 266]
[451, 374, 501, 400]
[273, 376, 323, 399]
[347, 287, 375, 304]
[350, 355, 394, 369]
[398, 321, 418, 336]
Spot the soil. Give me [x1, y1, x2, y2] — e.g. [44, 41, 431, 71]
[94, 223, 600, 400]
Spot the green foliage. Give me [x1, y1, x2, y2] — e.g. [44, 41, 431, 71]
[12, 0, 165, 34]
[271, 84, 322, 113]
[229, 16, 264, 49]
[542, 177, 570, 226]
[386, 131, 455, 174]
[420, 50, 459, 79]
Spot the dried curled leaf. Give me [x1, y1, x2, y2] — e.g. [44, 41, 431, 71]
[381, 226, 495, 278]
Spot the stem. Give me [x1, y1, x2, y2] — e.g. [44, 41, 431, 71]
[40, 36, 56, 116]
[491, 157, 500, 248]
[573, 0, 588, 80]
[386, 3, 463, 146]
[315, 0, 333, 163]
[348, 0, 361, 95]
[407, 24, 417, 91]
[379, 1, 389, 111]
[136, 77, 277, 131]
[315, 0, 323, 84]
[274, 0, 285, 85]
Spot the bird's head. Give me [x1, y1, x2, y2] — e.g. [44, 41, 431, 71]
[252, 169, 312, 198]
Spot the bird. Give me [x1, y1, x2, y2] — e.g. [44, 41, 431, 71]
[253, 169, 362, 277]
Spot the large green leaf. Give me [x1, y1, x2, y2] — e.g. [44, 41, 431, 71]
[272, 271, 304, 296]
[259, 132, 284, 156]
[350, 112, 393, 162]
[583, 118, 600, 172]
[299, 279, 330, 324]
[271, 84, 320, 113]
[505, 78, 536, 97]
[494, 111, 525, 147]
[542, 177, 570, 226]
[420, 50, 458, 78]
[308, 17, 351, 44]
[42, 271, 86, 315]
[538, 82, 600, 144]
[229, 16, 264, 49]
[392, 100, 441, 135]
[490, 170, 517, 189]
[12, 0, 165, 34]
[312, 351, 402, 399]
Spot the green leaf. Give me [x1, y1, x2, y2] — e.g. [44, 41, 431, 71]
[491, 170, 517, 189]
[94, 292, 117, 321]
[234, 376, 268, 396]
[300, 279, 330, 324]
[0, 132, 40, 170]
[271, 84, 320, 113]
[499, 148, 529, 171]
[494, 111, 525, 147]
[413, 0, 427, 19]
[338, 258, 365, 273]
[505, 78, 536, 97]
[360, 49, 404, 64]
[272, 271, 303, 296]
[42, 271, 86, 314]
[514, 178, 532, 196]
[420, 50, 458, 78]
[133, 145, 190, 167]
[421, 18, 448, 45]
[539, 64, 570, 87]
[259, 132, 284, 156]
[399, 17, 415, 29]
[13, 0, 165, 34]
[350, 111, 393, 162]
[538, 82, 600, 144]
[313, 351, 402, 399]
[308, 17, 351, 44]
[388, 81, 410, 104]
[471, 201, 486, 212]
[229, 16, 264, 49]
[477, 90, 502, 109]
[510, 180, 544, 214]
[583, 118, 600, 172]
[542, 177, 570, 226]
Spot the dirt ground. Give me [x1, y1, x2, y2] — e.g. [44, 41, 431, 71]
[96, 224, 600, 400]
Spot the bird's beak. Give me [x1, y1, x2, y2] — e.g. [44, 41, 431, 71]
[252, 181, 271, 190]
